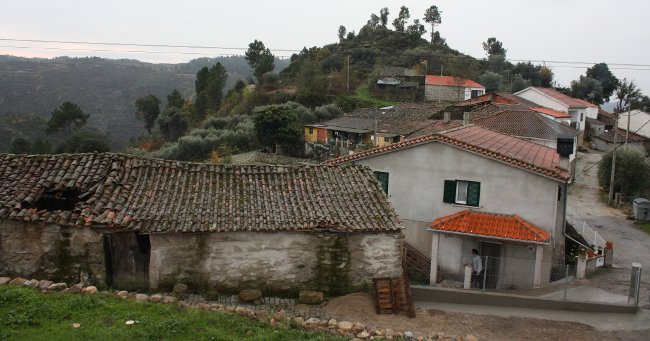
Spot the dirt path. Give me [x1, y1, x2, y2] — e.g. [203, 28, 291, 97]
[320, 293, 619, 341]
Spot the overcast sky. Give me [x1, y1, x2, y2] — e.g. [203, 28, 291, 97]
[2, 0, 649, 97]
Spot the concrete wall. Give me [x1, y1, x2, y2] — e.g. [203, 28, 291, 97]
[0, 220, 105, 285]
[617, 110, 650, 139]
[353, 142, 566, 263]
[568, 109, 587, 131]
[425, 85, 465, 102]
[149, 231, 402, 295]
[593, 138, 645, 152]
[516, 89, 569, 112]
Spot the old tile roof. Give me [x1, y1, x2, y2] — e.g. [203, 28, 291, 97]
[408, 120, 464, 138]
[473, 110, 579, 141]
[531, 107, 572, 119]
[594, 128, 647, 143]
[327, 125, 569, 181]
[0, 153, 402, 233]
[348, 102, 447, 121]
[527, 87, 598, 109]
[597, 109, 615, 126]
[425, 75, 484, 89]
[429, 210, 550, 244]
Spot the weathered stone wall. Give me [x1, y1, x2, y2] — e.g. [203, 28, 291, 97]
[425, 85, 464, 102]
[0, 220, 105, 285]
[149, 231, 402, 295]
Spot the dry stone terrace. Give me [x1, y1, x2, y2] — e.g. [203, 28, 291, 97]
[0, 153, 401, 233]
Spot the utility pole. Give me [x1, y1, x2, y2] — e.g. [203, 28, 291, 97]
[346, 56, 350, 93]
[608, 112, 619, 206]
[625, 101, 632, 146]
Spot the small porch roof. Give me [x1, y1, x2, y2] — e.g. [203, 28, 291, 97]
[428, 210, 550, 244]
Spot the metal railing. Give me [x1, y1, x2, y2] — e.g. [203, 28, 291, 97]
[567, 209, 606, 249]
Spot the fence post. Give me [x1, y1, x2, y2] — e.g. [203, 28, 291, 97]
[564, 264, 570, 301]
[482, 256, 488, 292]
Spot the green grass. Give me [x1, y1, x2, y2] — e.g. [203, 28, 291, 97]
[0, 286, 343, 341]
[345, 84, 397, 107]
[638, 223, 650, 234]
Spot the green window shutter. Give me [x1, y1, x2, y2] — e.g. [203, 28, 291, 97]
[443, 180, 457, 203]
[374, 171, 389, 194]
[467, 181, 481, 207]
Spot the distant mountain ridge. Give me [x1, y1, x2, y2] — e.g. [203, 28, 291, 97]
[0, 55, 289, 151]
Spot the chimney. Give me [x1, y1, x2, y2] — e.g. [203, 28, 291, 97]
[463, 112, 471, 126]
[443, 112, 451, 123]
[556, 133, 574, 172]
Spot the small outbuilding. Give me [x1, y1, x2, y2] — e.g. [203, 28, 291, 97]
[633, 198, 650, 221]
[0, 153, 403, 295]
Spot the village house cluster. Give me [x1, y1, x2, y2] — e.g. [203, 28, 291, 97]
[0, 67, 641, 301]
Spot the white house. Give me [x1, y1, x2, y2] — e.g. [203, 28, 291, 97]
[514, 87, 598, 132]
[329, 125, 572, 289]
[617, 109, 650, 139]
[425, 75, 485, 102]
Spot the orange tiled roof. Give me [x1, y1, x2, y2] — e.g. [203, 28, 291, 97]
[327, 125, 569, 181]
[426, 75, 484, 88]
[531, 107, 572, 119]
[429, 210, 550, 244]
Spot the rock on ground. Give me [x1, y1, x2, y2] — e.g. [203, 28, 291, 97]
[47, 283, 67, 292]
[239, 289, 262, 302]
[0, 277, 11, 285]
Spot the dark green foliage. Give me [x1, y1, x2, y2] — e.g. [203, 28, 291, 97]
[195, 63, 228, 119]
[337, 25, 347, 42]
[253, 105, 303, 154]
[406, 19, 426, 38]
[166, 89, 185, 109]
[56, 129, 110, 153]
[367, 14, 380, 28]
[615, 78, 642, 113]
[511, 62, 554, 88]
[598, 146, 650, 199]
[379, 7, 389, 27]
[0, 286, 342, 340]
[586, 63, 619, 102]
[157, 107, 188, 142]
[633, 95, 650, 112]
[392, 6, 410, 32]
[479, 71, 503, 93]
[510, 74, 531, 93]
[10, 137, 31, 154]
[31, 137, 52, 154]
[245, 40, 276, 82]
[150, 115, 257, 161]
[45, 101, 90, 134]
[134, 94, 161, 134]
[482, 37, 507, 61]
[424, 5, 442, 44]
[570, 76, 603, 104]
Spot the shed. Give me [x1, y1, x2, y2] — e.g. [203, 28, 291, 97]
[633, 198, 650, 221]
[0, 153, 403, 294]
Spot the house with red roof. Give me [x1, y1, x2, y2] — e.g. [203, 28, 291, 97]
[329, 124, 574, 289]
[425, 75, 485, 102]
[514, 87, 599, 132]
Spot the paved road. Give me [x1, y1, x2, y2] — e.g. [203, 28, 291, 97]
[568, 150, 650, 308]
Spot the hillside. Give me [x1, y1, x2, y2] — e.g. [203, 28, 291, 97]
[0, 55, 288, 151]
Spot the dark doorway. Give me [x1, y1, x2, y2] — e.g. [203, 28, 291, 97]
[104, 232, 150, 291]
[480, 242, 501, 289]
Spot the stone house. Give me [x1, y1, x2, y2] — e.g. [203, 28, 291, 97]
[329, 125, 573, 288]
[425, 75, 485, 102]
[0, 153, 403, 295]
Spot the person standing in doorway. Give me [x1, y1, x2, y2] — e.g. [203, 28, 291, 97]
[471, 249, 483, 288]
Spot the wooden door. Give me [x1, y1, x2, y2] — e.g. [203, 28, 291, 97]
[104, 232, 150, 291]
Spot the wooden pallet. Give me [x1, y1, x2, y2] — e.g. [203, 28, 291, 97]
[372, 276, 416, 318]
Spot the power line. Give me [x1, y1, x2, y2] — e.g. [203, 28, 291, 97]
[577, 117, 650, 176]
[1, 36, 650, 69]
[0, 37, 301, 52]
[0, 45, 293, 58]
